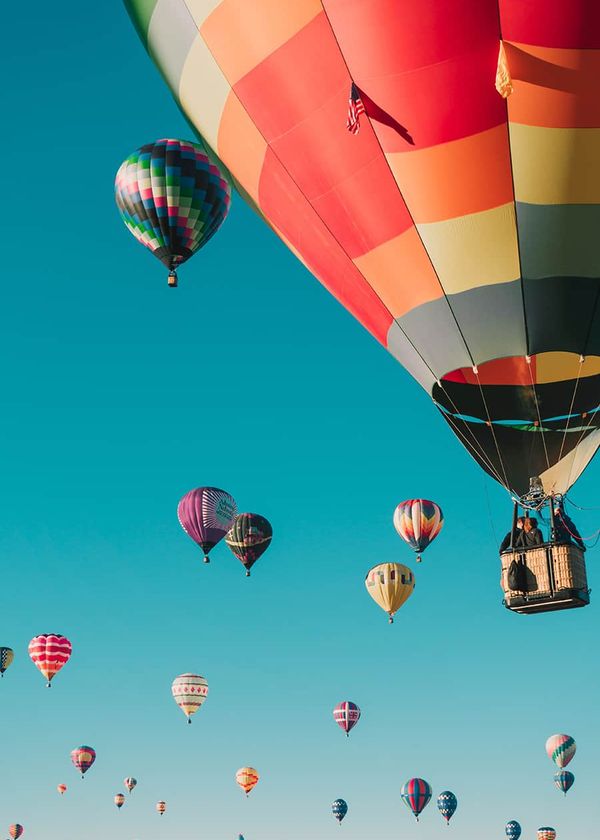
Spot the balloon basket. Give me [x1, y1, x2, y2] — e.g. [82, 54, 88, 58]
[501, 544, 590, 614]
[203, 556, 210, 564]
[168, 271, 178, 287]
[245, 570, 251, 577]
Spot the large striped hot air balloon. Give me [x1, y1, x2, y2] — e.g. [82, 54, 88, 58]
[177, 487, 237, 562]
[115, 139, 231, 287]
[333, 701, 361, 737]
[365, 563, 415, 623]
[332, 799, 348, 824]
[156, 801, 166, 816]
[225, 513, 272, 576]
[57, 784, 67, 796]
[401, 778, 432, 822]
[171, 674, 209, 723]
[393, 500, 443, 561]
[538, 829, 556, 840]
[8, 826, 23, 840]
[0, 647, 14, 677]
[506, 821, 522, 840]
[124, 1, 600, 503]
[546, 734, 576, 768]
[114, 793, 125, 810]
[28, 634, 72, 687]
[554, 770, 574, 795]
[70, 746, 96, 778]
[124, 777, 137, 793]
[236, 767, 259, 797]
[437, 791, 457, 824]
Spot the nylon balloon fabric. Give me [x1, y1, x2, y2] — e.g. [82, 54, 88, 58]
[333, 701, 361, 736]
[0, 647, 14, 675]
[365, 563, 414, 623]
[506, 821, 522, 840]
[537, 829, 556, 840]
[115, 139, 231, 281]
[236, 767, 259, 796]
[225, 513, 272, 575]
[28, 634, 72, 686]
[171, 673, 209, 722]
[332, 799, 348, 823]
[401, 778, 432, 821]
[546, 733, 576, 768]
[437, 790, 457, 823]
[393, 500, 443, 559]
[554, 770, 574, 795]
[124, 0, 600, 499]
[177, 487, 237, 562]
[70, 745, 96, 777]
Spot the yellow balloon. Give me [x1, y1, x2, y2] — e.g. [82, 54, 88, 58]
[365, 563, 415, 623]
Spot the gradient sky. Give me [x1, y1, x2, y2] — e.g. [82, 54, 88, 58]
[1, 3, 598, 839]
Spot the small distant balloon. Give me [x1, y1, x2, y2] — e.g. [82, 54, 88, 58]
[333, 701, 361, 737]
[546, 734, 576, 768]
[225, 513, 272, 576]
[506, 822, 522, 840]
[401, 778, 432, 821]
[538, 829, 556, 840]
[437, 791, 457, 824]
[156, 801, 166, 816]
[0, 647, 14, 677]
[114, 793, 125, 809]
[28, 634, 72, 687]
[554, 770, 574, 795]
[124, 777, 137, 793]
[57, 784, 67, 795]
[332, 799, 348, 824]
[70, 745, 96, 778]
[393, 499, 443, 561]
[171, 674, 209, 723]
[365, 563, 415, 623]
[236, 767, 259, 797]
[8, 826, 23, 840]
[505, 821, 522, 840]
[177, 487, 237, 562]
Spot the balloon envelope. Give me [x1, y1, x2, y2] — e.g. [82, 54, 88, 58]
[124, 777, 137, 793]
[70, 745, 96, 777]
[437, 791, 457, 823]
[538, 829, 556, 840]
[554, 770, 574, 794]
[332, 799, 348, 823]
[8, 826, 23, 840]
[123, 2, 600, 500]
[171, 673, 209, 722]
[115, 794, 125, 809]
[393, 500, 443, 559]
[546, 734, 576, 768]
[333, 701, 361, 736]
[28, 634, 71, 686]
[177, 487, 237, 562]
[0, 647, 14, 675]
[401, 778, 432, 821]
[236, 767, 259, 796]
[365, 563, 415, 622]
[115, 139, 231, 284]
[156, 801, 166, 815]
[225, 513, 272, 575]
[57, 784, 67, 795]
[506, 822, 522, 840]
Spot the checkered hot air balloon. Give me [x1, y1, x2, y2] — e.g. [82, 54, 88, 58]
[57, 784, 67, 795]
[505, 821, 521, 840]
[115, 139, 231, 287]
[70, 745, 96, 778]
[333, 701, 361, 737]
[393, 500, 443, 562]
[0, 647, 14, 677]
[437, 791, 457, 824]
[546, 734, 576, 768]
[236, 767, 259, 797]
[28, 634, 72, 687]
[554, 770, 574, 795]
[114, 793, 125, 809]
[156, 801, 166, 816]
[401, 778, 432, 822]
[177, 487, 237, 563]
[171, 674, 209, 723]
[365, 563, 415, 623]
[8, 826, 23, 840]
[124, 777, 137, 793]
[538, 828, 556, 840]
[332, 799, 348, 824]
[225, 513, 272, 576]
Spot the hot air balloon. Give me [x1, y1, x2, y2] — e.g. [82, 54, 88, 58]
[28, 634, 71, 687]
[225, 513, 272, 576]
[70, 746, 96, 778]
[401, 778, 432, 822]
[156, 801, 166, 816]
[538, 829, 556, 840]
[8, 826, 23, 840]
[506, 821, 522, 840]
[57, 784, 67, 795]
[0, 647, 14, 677]
[115, 793, 125, 809]
[171, 674, 209, 723]
[365, 563, 415, 623]
[332, 799, 348, 825]
[554, 770, 574, 795]
[126, 2, 600, 522]
[546, 734, 576, 768]
[177, 487, 237, 562]
[236, 767, 259, 797]
[333, 701, 361, 737]
[437, 791, 457, 824]
[115, 139, 231, 287]
[393, 500, 443, 561]
[124, 777, 137, 793]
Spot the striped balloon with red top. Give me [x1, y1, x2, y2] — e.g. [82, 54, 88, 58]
[28, 634, 72, 687]
[401, 778, 432, 821]
[393, 500, 443, 561]
[333, 701, 361, 737]
[8, 826, 23, 840]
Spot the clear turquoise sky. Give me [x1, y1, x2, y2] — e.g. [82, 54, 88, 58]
[0, 4, 598, 839]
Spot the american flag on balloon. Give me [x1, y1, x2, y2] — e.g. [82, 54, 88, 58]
[346, 82, 366, 134]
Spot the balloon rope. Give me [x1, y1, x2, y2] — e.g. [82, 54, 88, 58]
[564, 401, 600, 493]
[556, 508, 600, 544]
[474, 372, 512, 491]
[557, 357, 584, 465]
[525, 361, 550, 471]
[436, 407, 509, 491]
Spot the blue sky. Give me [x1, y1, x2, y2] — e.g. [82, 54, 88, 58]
[0, 3, 598, 838]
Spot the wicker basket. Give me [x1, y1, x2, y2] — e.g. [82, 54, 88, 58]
[500, 543, 589, 613]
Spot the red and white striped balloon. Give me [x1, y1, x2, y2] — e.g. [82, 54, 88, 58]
[28, 634, 72, 687]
